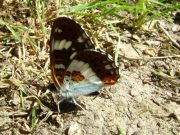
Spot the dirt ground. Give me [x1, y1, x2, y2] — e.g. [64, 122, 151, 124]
[0, 1, 180, 135]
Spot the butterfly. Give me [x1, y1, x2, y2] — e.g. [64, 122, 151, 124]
[50, 17, 120, 104]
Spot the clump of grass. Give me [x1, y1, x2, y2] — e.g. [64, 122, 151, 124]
[0, 19, 28, 42]
[65, 0, 179, 29]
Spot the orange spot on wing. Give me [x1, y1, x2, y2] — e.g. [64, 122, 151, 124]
[103, 77, 118, 84]
[71, 71, 85, 82]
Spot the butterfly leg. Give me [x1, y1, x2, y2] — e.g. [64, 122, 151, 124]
[53, 95, 65, 113]
[56, 98, 64, 113]
[57, 101, 61, 113]
[71, 98, 86, 111]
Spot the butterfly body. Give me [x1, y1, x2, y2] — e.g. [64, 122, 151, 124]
[50, 17, 120, 101]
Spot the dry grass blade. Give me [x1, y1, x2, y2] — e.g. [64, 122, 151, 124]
[157, 21, 180, 50]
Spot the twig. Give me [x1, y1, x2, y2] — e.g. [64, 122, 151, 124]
[152, 70, 180, 86]
[119, 54, 180, 60]
[157, 21, 180, 50]
[0, 111, 28, 117]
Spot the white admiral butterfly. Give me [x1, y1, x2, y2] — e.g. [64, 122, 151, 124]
[50, 17, 120, 103]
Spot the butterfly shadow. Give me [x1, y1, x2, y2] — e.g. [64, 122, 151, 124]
[43, 84, 84, 114]
[43, 83, 100, 114]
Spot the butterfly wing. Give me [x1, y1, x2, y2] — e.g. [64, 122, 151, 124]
[50, 17, 95, 89]
[60, 49, 120, 98]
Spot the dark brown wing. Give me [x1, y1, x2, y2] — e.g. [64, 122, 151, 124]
[67, 49, 120, 85]
[50, 17, 95, 88]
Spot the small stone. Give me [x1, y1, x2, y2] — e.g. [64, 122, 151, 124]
[66, 122, 83, 135]
[137, 121, 144, 128]
[129, 90, 138, 97]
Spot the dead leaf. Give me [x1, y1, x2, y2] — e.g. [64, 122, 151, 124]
[143, 48, 157, 56]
